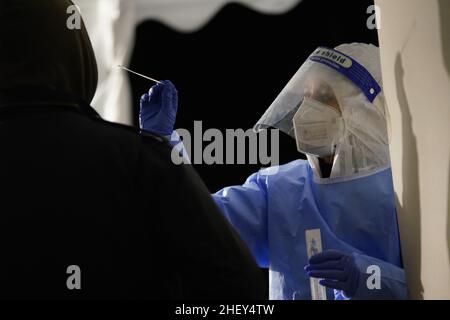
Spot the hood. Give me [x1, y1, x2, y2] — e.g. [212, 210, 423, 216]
[0, 0, 98, 104]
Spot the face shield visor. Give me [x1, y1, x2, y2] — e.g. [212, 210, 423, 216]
[254, 45, 390, 179]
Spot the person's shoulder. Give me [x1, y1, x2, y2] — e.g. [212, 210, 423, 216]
[90, 117, 170, 149]
[84, 116, 178, 168]
[249, 159, 309, 191]
[259, 159, 309, 177]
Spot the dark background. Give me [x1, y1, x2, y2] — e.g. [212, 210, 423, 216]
[129, 0, 378, 193]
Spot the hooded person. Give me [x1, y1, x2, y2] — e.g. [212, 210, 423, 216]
[0, 0, 265, 299]
[140, 43, 408, 300]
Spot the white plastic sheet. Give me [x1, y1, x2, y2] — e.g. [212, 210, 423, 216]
[73, 0, 302, 124]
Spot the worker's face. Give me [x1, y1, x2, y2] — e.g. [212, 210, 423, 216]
[303, 80, 341, 114]
[300, 80, 341, 164]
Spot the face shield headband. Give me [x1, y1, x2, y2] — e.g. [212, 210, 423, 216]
[308, 47, 381, 103]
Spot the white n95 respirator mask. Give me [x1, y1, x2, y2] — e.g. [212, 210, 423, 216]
[292, 97, 344, 158]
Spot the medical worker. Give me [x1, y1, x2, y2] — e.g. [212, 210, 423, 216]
[140, 43, 408, 300]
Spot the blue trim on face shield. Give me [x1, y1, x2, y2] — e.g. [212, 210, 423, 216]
[308, 47, 381, 103]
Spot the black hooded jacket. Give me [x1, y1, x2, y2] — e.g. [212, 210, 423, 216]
[0, 0, 265, 299]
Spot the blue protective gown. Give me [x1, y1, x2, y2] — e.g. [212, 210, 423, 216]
[212, 159, 407, 300]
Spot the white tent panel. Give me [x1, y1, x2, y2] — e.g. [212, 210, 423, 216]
[73, 0, 302, 124]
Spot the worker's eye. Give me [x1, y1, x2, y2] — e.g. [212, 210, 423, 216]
[303, 90, 313, 99]
[319, 94, 337, 105]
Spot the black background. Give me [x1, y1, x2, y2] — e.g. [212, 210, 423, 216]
[129, 0, 378, 192]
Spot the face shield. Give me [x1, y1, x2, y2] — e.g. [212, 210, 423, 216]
[254, 44, 390, 179]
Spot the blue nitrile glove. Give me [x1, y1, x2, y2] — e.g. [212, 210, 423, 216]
[305, 249, 360, 298]
[139, 80, 178, 136]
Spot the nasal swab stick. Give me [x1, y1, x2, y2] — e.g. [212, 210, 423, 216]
[118, 65, 162, 84]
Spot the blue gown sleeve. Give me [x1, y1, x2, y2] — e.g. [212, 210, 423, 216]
[212, 172, 269, 268]
[335, 253, 408, 300]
